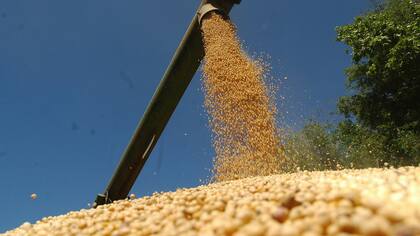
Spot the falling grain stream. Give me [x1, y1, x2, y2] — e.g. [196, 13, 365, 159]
[201, 13, 282, 182]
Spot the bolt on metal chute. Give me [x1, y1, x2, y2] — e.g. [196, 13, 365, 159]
[94, 0, 241, 207]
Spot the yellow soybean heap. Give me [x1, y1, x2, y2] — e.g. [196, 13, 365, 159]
[4, 167, 420, 236]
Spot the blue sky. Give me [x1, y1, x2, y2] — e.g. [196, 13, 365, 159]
[0, 0, 370, 232]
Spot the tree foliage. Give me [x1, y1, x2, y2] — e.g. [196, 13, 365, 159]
[336, 0, 419, 133]
[285, 1, 420, 171]
[334, 0, 419, 164]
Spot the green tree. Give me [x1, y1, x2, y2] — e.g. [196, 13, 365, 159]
[335, 0, 420, 165]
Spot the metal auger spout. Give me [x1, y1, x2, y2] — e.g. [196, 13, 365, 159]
[94, 0, 241, 207]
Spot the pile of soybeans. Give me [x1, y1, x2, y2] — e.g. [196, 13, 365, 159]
[3, 167, 420, 236]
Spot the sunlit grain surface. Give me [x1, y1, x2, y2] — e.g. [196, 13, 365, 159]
[3, 167, 420, 236]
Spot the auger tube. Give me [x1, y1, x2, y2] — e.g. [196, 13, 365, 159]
[94, 0, 241, 207]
